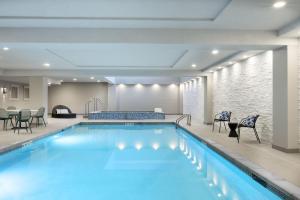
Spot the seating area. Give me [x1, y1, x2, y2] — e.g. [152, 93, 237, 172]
[213, 111, 261, 143]
[0, 106, 47, 133]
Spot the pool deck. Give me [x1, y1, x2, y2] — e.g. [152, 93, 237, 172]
[0, 115, 300, 198]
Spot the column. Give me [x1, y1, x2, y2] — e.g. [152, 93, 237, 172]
[272, 46, 299, 152]
[29, 77, 48, 122]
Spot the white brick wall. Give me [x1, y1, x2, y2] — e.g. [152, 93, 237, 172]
[183, 78, 205, 123]
[212, 51, 273, 142]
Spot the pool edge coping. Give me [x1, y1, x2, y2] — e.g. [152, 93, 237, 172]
[0, 121, 299, 200]
[0, 123, 77, 155]
[177, 124, 300, 200]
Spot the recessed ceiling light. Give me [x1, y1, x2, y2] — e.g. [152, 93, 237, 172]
[228, 61, 233, 65]
[209, 70, 214, 73]
[217, 66, 223, 69]
[191, 64, 197, 68]
[60, 80, 63, 82]
[73, 78, 77, 81]
[48, 82, 51, 85]
[3, 47, 9, 51]
[43, 63, 50, 67]
[97, 80, 101, 82]
[243, 55, 248, 59]
[273, 1, 286, 8]
[90, 76, 95, 80]
[211, 49, 219, 55]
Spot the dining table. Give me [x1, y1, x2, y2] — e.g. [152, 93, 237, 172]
[6, 109, 38, 114]
[6, 109, 39, 128]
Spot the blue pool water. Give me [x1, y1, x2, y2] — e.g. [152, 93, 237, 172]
[0, 124, 281, 200]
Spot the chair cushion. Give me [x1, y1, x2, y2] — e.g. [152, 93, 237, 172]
[56, 109, 62, 114]
[219, 111, 230, 121]
[241, 116, 257, 127]
[60, 109, 69, 114]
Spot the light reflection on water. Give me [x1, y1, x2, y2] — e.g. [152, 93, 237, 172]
[0, 124, 281, 200]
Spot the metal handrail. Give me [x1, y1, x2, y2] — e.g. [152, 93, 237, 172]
[85, 100, 93, 116]
[176, 114, 191, 128]
[85, 97, 105, 117]
[94, 97, 103, 111]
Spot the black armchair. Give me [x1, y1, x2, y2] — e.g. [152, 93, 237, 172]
[237, 115, 260, 143]
[212, 111, 232, 133]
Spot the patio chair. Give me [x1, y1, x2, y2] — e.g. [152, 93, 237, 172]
[31, 107, 46, 127]
[212, 111, 232, 133]
[0, 108, 14, 130]
[14, 109, 32, 134]
[237, 115, 260, 143]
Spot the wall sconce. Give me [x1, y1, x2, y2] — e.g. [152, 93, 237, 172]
[1, 87, 7, 94]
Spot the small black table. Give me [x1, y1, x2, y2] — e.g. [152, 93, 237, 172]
[228, 122, 239, 142]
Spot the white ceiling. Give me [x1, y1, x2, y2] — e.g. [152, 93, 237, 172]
[0, 44, 244, 70]
[0, 0, 299, 30]
[0, 0, 299, 83]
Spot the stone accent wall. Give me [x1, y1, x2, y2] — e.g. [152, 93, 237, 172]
[212, 51, 273, 142]
[183, 78, 205, 123]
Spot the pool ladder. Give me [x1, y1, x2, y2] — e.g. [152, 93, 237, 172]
[84, 97, 105, 118]
[176, 114, 191, 128]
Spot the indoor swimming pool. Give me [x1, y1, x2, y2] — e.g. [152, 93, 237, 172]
[0, 123, 282, 200]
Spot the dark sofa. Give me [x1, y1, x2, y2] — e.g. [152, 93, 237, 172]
[51, 105, 77, 118]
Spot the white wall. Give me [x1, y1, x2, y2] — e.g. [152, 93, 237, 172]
[0, 81, 31, 109]
[212, 51, 273, 142]
[113, 84, 180, 114]
[48, 82, 108, 114]
[182, 78, 205, 123]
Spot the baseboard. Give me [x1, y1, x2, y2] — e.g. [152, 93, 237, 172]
[272, 144, 300, 153]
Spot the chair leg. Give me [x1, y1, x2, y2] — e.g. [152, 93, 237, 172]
[237, 127, 240, 143]
[3, 119, 7, 130]
[10, 118, 14, 128]
[25, 121, 29, 133]
[42, 117, 46, 127]
[253, 128, 261, 143]
[29, 122, 32, 133]
[14, 121, 17, 133]
[219, 121, 221, 133]
[5, 120, 8, 131]
[212, 121, 215, 132]
[18, 121, 21, 134]
[223, 122, 227, 131]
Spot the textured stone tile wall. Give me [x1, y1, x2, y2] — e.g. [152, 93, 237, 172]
[183, 78, 205, 123]
[212, 51, 273, 142]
